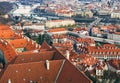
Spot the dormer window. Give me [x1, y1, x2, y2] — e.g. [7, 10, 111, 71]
[96, 52, 98, 55]
[114, 52, 116, 55]
[110, 52, 113, 55]
[103, 52, 105, 55]
[89, 52, 91, 55]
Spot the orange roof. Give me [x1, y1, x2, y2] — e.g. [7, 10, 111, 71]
[73, 27, 88, 32]
[103, 44, 115, 47]
[53, 41, 73, 48]
[0, 60, 64, 83]
[0, 39, 17, 63]
[9, 39, 28, 48]
[48, 28, 66, 32]
[0, 24, 11, 30]
[88, 49, 120, 56]
[14, 51, 55, 64]
[57, 60, 92, 83]
[25, 40, 41, 51]
[49, 20, 63, 22]
[108, 59, 120, 70]
[52, 34, 67, 39]
[0, 59, 92, 83]
[9, 38, 41, 52]
[40, 41, 51, 50]
[79, 54, 99, 66]
[76, 38, 95, 44]
[0, 30, 15, 39]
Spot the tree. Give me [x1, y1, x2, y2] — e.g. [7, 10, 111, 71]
[113, 76, 120, 83]
[85, 71, 100, 83]
[36, 34, 44, 45]
[43, 32, 53, 46]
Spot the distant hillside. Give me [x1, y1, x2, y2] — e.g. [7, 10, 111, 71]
[0, 2, 14, 24]
[0, 2, 13, 15]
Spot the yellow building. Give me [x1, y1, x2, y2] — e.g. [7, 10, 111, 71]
[81, 10, 93, 18]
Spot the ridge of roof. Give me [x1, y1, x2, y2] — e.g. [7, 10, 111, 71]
[41, 41, 51, 50]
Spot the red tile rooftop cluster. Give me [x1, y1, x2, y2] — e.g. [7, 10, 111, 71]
[0, 24, 92, 83]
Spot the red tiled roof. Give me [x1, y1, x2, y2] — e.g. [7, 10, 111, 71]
[9, 39, 28, 48]
[79, 54, 99, 66]
[69, 50, 78, 61]
[0, 24, 11, 30]
[14, 51, 55, 64]
[73, 27, 88, 32]
[0, 59, 92, 83]
[48, 28, 66, 32]
[57, 60, 92, 83]
[53, 41, 73, 48]
[0, 60, 64, 83]
[0, 39, 17, 63]
[0, 30, 15, 39]
[52, 34, 67, 39]
[88, 49, 120, 56]
[41, 41, 51, 50]
[108, 59, 120, 70]
[102, 44, 116, 49]
[76, 38, 95, 44]
[9, 38, 41, 52]
[25, 39, 41, 51]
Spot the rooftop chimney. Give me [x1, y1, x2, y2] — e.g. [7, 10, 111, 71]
[8, 79, 11, 83]
[66, 50, 70, 60]
[46, 60, 50, 70]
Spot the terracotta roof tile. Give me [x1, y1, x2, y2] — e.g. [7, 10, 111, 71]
[14, 51, 55, 64]
[0, 30, 15, 39]
[9, 39, 28, 48]
[0, 24, 11, 30]
[0, 39, 17, 63]
[25, 39, 41, 51]
[0, 60, 64, 83]
[108, 59, 120, 70]
[79, 54, 99, 66]
[48, 28, 66, 32]
[41, 41, 51, 50]
[57, 60, 92, 83]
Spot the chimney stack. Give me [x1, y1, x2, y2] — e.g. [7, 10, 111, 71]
[8, 79, 11, 83]
[46, 60, 50, 70]
[66, 50, 70, 60]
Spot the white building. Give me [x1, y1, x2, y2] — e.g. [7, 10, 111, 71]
[111, 12, 120, 19]
[12, 5, 33, 17]
[107, 33, 120, 41]
[13, 23, 45, 30]
[45, 19, 75, 28]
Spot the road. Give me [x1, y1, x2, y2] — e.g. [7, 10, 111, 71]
[68, 31, 120, 45]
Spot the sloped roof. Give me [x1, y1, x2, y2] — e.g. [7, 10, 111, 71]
[0, 39, 17, 63]
[79, 54, 99, 66]
[48, 28, 66, 32]
[0, 60, 64, 83]
[9, 38, 41, 51]
[0, 24, 11, 30]
[41, 41, 51, 50]
[57, 60, 92, 83]
[25, 40, 41, 51]
[14, 51, 55, 64]
[9, 39, 28, 48]
[0, 30, 15, 39]
[0, 59, 92, 83]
